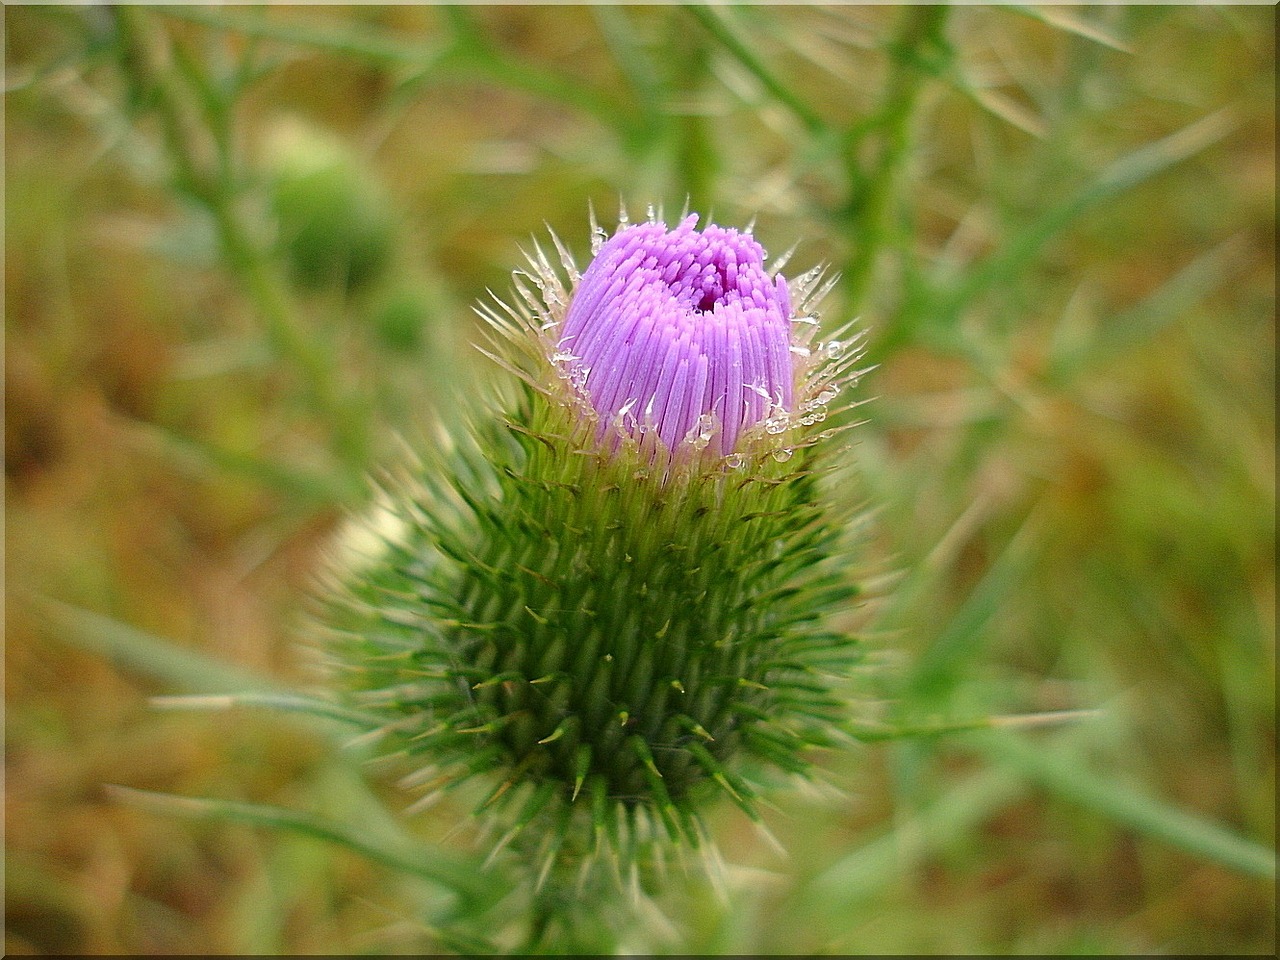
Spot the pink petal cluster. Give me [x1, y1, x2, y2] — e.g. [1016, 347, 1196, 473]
[558, 215, 794, 455]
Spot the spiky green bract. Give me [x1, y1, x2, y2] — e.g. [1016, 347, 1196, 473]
[311, 217, 869, 899]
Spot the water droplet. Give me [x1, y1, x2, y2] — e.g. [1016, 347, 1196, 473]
[682, 413, 717, 450]
[772, 448, 793, 463]
[724, 454, 745, 469]
[589, 202, 607, 255]
[825, 340, 845, 359]
[765, 416, 789, 435]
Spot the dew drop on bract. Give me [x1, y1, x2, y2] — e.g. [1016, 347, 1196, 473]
[590, 220, 608, 255]
[683, 413, 717, 451]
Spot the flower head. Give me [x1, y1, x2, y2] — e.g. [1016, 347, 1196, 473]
[317, 208, 869, 915]
[558, 215, 793, 456]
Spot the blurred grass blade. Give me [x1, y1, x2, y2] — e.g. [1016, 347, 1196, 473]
[908, 511, 1039, 695]
[593, 5, 662, 119]
[34, 595, 283, 695]
[1012, 5, 1132, 53]
[684, 3, 826, 135]
[850, 708, 1101, 742]
[931, 108, 1238, 327]
[162, 6, 627, 133]
[438, 5, 631, 133]
[122, 417, 358, 504]
[810, 763, 1027, 909]
[150, 692, 383, 728]
[1049, 236, 1246, 381]
[106, 785, 501, 907]
[159, 5, 450, 67]
[972, 730, 1277, 880]
[806, 719, 1098, 916]
[37, 600, 379, 746]
[946, 70, 1047, 138]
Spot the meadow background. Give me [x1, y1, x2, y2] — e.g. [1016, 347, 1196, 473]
[5, 4, 1275, 954]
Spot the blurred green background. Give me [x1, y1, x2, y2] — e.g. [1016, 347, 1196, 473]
[5, 4, 1274, 955]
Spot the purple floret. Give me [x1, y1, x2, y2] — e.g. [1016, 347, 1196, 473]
[558, 215, 793, 455]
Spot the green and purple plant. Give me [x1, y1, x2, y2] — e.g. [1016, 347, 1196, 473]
[314, 210, 869, 944]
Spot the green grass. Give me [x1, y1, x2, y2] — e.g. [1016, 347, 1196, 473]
[6, 4, 1274, 955]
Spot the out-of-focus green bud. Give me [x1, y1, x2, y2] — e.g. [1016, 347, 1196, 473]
[370, 284, 431, 355]
[263, 118, 393, 293]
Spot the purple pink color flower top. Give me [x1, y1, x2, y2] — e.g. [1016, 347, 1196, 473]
[557, 215, 794, 456]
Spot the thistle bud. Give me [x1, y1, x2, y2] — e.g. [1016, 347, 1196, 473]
[314, 209, 867, 907]
[264, 118, 393, 293]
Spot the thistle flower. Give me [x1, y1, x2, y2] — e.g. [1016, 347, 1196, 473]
[315, 208, 868, 914]
[557, 215, 793, 457]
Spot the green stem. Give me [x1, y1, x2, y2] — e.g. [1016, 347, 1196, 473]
[160, 5, 634, 141]
[440, 6, 642, 143]
[159, 4, 450, 67]
[684, 3, 826, 136]
[112, 7, 368, 471]
[840, 5, 949, 316]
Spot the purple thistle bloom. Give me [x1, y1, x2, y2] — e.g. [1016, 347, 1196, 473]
[557, 215, 794, 456]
